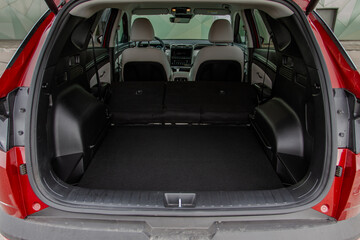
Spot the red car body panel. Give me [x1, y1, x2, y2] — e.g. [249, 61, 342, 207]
[308, 13, 360, 98]
[312, 150, 346, 218]
[313, 150, 360, 220]
[0, 147, 47, 219]
[335, 150, 360, 221]
[0, 0, 360, 222]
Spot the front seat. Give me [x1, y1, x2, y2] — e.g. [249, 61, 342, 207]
[121, 18, 172, 81]
[190, 19, 244, 81]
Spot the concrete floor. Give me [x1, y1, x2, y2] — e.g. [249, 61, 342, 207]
[348, 51, 360, 69]
[0, 40, 21, 78]
[342, 41, 360, 69]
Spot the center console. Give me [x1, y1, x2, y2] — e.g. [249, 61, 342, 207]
[171, 45, 193, 67]
[170, 45, 193, 81]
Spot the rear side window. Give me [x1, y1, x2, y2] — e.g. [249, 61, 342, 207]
[116, 13, 129, 45]
[234, 13, 247, 45]
[253, 9, 274, 49]
[89, 8, 112, 48]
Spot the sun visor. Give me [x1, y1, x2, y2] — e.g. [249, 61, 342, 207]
[194, 8, 231, 15]
[132, 8, 169, 15]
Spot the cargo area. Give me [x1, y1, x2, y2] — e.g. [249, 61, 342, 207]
[44, 72, 324, 210]
[78, 125, 283, 191]
[26, 1, 334, 213]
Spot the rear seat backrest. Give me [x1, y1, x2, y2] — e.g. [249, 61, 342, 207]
[110, 82, 165, 123]
[110, 82, 257, 124]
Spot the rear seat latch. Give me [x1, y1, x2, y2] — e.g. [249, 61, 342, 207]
[164, 193, 196, 208]
[135, 90, 143, 95]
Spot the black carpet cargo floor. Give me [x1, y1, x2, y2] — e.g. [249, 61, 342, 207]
[79, 125, 283, 191]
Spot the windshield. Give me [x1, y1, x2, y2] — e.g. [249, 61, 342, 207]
[132, 14, 231, 40]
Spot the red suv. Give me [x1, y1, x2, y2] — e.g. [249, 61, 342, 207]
[1, 0, 360, 239]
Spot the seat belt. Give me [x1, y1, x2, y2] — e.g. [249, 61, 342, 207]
[90, 33, 103, 101]
[115, 32, 121, 81]
[260, 34, 273, 102]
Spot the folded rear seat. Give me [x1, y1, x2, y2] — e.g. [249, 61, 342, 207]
[109, 82, 165, 123]
[200, 82, 258, 123]
[163, 82, 257, 124]
[109, 81, 258, 124]
[163, 82, 202, 123]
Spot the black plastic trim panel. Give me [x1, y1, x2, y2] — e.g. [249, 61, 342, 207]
[333, 88, 360, 154]
[253, 52, 277, 72]
[0, 87, 29, 152]
[44, 175, 295, 213]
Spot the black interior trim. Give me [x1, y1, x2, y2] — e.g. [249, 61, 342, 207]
[123, 62, 167, 81]
[196, 60, 242, 82]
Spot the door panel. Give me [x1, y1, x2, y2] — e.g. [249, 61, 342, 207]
[251, 63, 272, 88]
[252, 50, 277, 86]
[89, 63, 111, 87]
[85, 48, 109, 82]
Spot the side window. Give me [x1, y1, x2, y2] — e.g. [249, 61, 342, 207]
[239, 17, 247, 44]
[89, 8, 112, 48]
[251, 10, 276, 90]
[234, 13, 247, 45]
[253, 9, 274, 49]
[116, 13, 129, 46]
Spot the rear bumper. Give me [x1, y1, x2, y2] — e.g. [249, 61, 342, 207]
[1, 208, 360, 240]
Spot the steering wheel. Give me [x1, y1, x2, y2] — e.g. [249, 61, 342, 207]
[154, 36, 166, 52]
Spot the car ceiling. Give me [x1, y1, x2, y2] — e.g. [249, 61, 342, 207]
[70, 0, 294, 19]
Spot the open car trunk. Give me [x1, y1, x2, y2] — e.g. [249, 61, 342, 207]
[26, 0, 335, 216]
[41, 77, 324, 212]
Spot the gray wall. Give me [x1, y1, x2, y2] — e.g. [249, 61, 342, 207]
[0, 0, 48, 39]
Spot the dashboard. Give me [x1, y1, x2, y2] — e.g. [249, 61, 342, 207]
[136, 40, 213, 81]
[167, 40, 212, 81]
[170, 45, 193, 67]
[121, 39, 247, 82]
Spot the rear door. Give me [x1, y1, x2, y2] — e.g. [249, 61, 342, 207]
[246, 9, 277, 100]
[86, 8, 113, 88]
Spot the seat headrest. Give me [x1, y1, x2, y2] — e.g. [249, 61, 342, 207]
[130, 18, 155, 42]
[208, 19, 233, 43]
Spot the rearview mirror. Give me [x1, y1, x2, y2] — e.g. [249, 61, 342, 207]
[169, 17, 191, 23]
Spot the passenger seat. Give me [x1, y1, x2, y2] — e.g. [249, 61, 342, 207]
[190, 19, 244, 82]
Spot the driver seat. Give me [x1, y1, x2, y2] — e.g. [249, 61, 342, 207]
[121, 18, 172, 81]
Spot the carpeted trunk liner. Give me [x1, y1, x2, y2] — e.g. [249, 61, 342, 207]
[79, 125, 283, 191]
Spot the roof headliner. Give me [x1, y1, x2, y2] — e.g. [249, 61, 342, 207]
[70, 0, 294, 19]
